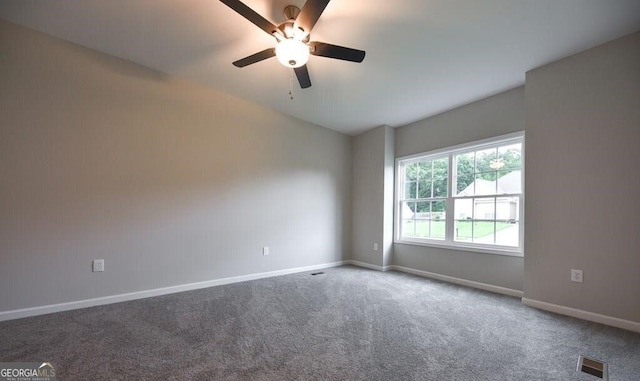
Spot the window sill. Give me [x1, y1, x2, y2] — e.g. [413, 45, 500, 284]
[394, 238, 524, 257]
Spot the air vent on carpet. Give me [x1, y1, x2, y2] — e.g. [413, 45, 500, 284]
[311, 272, 325, 276]
[577, 355, 608, 380]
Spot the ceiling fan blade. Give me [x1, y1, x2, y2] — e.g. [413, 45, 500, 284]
[294, 65, 312, 89]
[294, 0, 331, 35]
[220, 0, 279, 36]
[233, 48, 276, 67]
[310, 41, 365, 63]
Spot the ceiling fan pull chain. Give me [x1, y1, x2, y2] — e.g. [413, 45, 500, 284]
[289, 70, 294, 100]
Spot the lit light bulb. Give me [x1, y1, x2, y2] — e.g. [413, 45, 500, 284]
[275, 39, 310, 68]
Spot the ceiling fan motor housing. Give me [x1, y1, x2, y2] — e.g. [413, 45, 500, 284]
[277, 10, 310, 42]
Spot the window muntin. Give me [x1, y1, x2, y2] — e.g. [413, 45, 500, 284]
[396, 133, 524, 255]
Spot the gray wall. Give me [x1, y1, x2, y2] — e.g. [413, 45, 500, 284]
[0, 21, 351, 312]
[351, 125, 394, 268]
[524, 32, 640, 322]
[393, 87, 525, 291]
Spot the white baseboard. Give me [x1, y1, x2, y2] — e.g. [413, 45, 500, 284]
[346, 260, 391, 272]
[349, 262, 639, 333]
[0, 261, 347, 322]
[8, 261, 635, 334]
[388, 265, 524, 298]
[522, 298, 640, 333]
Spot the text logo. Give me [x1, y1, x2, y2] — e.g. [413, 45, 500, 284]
[0, 362, 56, 381]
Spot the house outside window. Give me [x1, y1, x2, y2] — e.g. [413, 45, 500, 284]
[395, 132, 524, 256]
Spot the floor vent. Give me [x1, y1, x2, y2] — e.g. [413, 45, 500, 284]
[577, 355, 608, 380]
[311, 272, 325, 276]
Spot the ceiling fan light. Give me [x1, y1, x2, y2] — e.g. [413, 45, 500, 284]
[275, 39, 310, 68]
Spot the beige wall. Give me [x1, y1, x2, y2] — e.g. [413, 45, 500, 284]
[393, 87, 525, 291]
[351, 125, 394, 268]
[0, 21, 351, 312]
[524, 32, 640, 322]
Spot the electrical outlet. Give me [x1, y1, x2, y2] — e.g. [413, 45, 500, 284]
[92, 259, 104, 272]
[571, 269, 583, 283]
[263, 246, 269, 256]
[373, 243, 379, 251]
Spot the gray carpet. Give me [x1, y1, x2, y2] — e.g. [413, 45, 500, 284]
[1, 266, 638, 380]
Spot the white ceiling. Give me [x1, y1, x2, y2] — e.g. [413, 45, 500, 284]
[2, 0, 640, 135]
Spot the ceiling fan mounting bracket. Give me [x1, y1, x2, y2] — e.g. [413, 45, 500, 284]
[283, 5, 300, 21]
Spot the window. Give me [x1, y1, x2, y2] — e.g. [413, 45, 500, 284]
[395, 132, 524, 255]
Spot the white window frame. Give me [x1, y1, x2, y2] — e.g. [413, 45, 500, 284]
[394, 131, 525, 257]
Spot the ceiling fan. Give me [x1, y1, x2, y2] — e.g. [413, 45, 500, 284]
[220, 0, 365, 89]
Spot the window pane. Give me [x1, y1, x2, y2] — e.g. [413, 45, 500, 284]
[496, 221, 519, 247]
[456, 152, 474, 178]
[430, 219, 445, 239]
[401, 201, 416, 238]
[474, 197, 496, 220]
[454, 198, 472, 242]
[418, 179, 432, 198]
[456, 175, 474, 195]
[415, 219, 430, 239]
[433, 158, 448, 179]
[418, 162, 432, 180]
[497, 170, 521, 194]
[433, 177, 447, 197]
[415, 201, 430, 215]
[455, 219, 472, 241]
[454, 198, 473, 220]
[402, 219, 416, 237]
[414, 201, 430, 238]
[498, 143, 522, 170]
[405, 181, 417, 199]
[496, 196, 519, 222]
[432, 200, 446, 214]
[477, 170, 498, 182]
[474, 174, 497, 195]
[476, 148, 497, 173]
[431, 201, 446, 239]
[402, 201, 416, 215]
[473, 220, 496, 243]
[405, 163, 417, 181]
